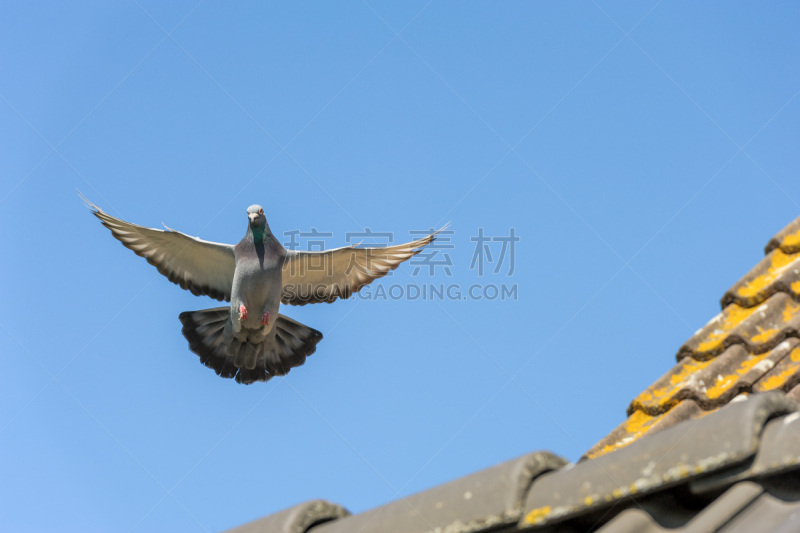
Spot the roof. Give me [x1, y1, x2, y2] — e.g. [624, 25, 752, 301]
[586, 215, 800, 460]
[223, 215, 800, 533]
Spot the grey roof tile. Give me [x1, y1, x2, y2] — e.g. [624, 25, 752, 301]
[223, 500, 349, 533]
[594, 508, 663, 533]
[594, 482, 764, 533]
[680, 482, 763, 533]
[690, 404, 800, 494]
[717, 493, 800, 533]
[520, 392, 797, 529]
[787, 383, 800, 402]
[310, 452, 566, 533]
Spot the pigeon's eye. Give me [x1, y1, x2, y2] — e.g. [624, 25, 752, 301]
[259, 208, 263, 215]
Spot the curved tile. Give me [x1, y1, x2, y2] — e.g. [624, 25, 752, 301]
[753, 342, 800, 394]
[677, 293, 800, 360]
[713, 492, 800, 533]
[594, 482, 763, 533]
[312, 452, 567, 533]
[630, 341, 797, 416]
[225, 500, 350, 533]
[721, 249, 800, 308]
[690, 408, 800, 494]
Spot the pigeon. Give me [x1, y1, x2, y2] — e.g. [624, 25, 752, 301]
[84, 197, 440, 384]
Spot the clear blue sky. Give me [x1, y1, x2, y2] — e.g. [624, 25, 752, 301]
[2, 2, 800, 532]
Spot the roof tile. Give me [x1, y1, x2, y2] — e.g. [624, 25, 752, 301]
[310, 452, 566, 533]
[677, 292, 800, 361]
[721, 249, 800, 308]
[712, 492, 800, 533]
[787, 382, 800, 402]
[224, 500, 349, 533]
[594, 481, 764, 533]
[690, 403, 800, 494]
[765, 214, 800, 255]
[752, 341, 800, 394]
[630, 339, 799, 416]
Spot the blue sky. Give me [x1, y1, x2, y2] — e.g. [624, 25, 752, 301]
[2, 1, 800, 532]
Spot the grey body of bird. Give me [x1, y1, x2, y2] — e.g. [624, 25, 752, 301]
[84, 196, 440, 384]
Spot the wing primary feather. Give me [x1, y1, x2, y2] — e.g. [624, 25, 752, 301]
[83, 194, 236, 302]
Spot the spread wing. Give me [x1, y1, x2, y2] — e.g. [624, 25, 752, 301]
[85, 198, 236, 302]
[281, 228, 443, 306]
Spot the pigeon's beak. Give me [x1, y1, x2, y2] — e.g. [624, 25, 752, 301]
[248, 213, 259, 224]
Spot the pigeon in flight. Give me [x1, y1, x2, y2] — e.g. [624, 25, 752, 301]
[85, 198, 440, 384]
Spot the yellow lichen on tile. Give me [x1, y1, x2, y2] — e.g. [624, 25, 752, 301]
[792, 280, 800, 294]
[633, 359, 713, 411]
[781, 229, 800, 251]
[708, 376, 737, 398]
[588, 411, 662, 459]
[737, 250, 798, 299]
[696, 305, 757, 353]
[588, 445, 617, 459]
[706, 374, 738, 399]
[705, 351, 773, 399]
[749, 326, 780, 343]
[636, 390, 655, 402]
[783, 299, 800, 322]
[624, 409, 658, 434]
[754, 346, 800, 391]
[791, 347, 800, 362]
[585, 410, 665, 460]
[668, 358, 712, 386]
[524, 506, 552, 525]
[758, 365, 799, 391]
[738, 351, 772, 373]
[772, 249, 796, 269]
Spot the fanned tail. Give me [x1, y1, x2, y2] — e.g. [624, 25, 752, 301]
[178, 307, 323, 384]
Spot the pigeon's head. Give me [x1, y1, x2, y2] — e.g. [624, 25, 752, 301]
[247, 205, 266, 227]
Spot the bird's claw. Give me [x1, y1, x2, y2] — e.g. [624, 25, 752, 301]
[239, 305, 247, 321]
[261, 311, 270, 326]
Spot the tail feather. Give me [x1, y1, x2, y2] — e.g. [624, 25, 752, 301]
[192, 309, 228, 327]
[264, 347, 288, 376]
[178, 307, 323, 385]
[275, 336, 304, 369]
[276, 315, 322, 359]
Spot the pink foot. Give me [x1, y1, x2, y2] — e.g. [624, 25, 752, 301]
[239, 305, 248, 321]
[261, 311, 270, 326]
